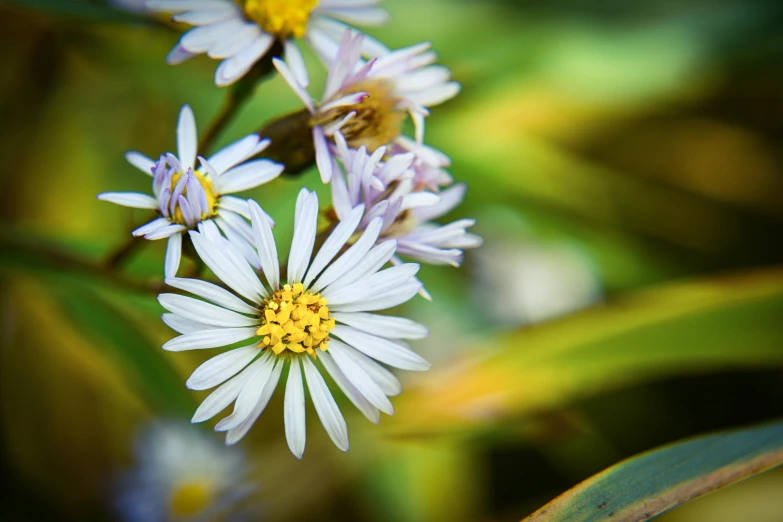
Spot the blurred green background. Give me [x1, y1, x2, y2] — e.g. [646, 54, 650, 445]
[1, 0, 782, 520]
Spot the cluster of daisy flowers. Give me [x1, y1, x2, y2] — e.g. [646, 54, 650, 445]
[101, 0, 480, 460]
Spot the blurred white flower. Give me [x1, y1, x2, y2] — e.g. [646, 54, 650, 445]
[474, 239, 603, 326]
[274, 30, 460, 182]
[116, 421, 257, 522]
[98, 105, 282, 278]
[159, 189, 430, 458]
[148, 0, 390, 86]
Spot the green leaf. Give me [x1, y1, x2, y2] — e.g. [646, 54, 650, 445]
[522, 421, 783, 521]
[52, 284, 193, 417]
[390, 268, 783, 436]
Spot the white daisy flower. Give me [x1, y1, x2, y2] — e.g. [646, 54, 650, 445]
[159, 189, 430, 458]
[116, 421, 258, 522]
[331, 136, 482, 270]
[98, 105, 283, 278]
[274, 30, 460, 182]
[147, 0, 390, 87]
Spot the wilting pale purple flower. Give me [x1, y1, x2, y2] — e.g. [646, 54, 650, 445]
[115, 421, 258, 522]
[99, 105, 283, 278]
[147, 0, 390, 86]
[330, 135, 482, 275]
[274, 30, 460, 182]
[159, 189, 429, 458]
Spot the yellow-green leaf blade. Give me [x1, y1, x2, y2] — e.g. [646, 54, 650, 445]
[523, 421, 783, 522]
[391, 268, 783, 435]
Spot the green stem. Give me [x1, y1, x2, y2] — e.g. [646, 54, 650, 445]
[103, 234, 145, 270]
[0, 234, 165, 295]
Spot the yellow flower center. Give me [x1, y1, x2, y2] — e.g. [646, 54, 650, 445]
[242, 0, 318, 40]
[168, 479, 215, 519]
[314, 79, 405, 153]
[168, 169, 218, 226]
[256, 282, 336, 358]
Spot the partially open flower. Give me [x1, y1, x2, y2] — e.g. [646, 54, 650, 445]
[159, 189, 430, 457]
[274, 30, 460, 182]
[331, 136, 482, 273]
[147, 0, 390, 86]
[98, 105, 283, 278]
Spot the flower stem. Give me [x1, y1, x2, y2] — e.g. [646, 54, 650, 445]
[198, 41, 284, 155]
[1, 234, 164, 295]
[103, 235, 145, 270]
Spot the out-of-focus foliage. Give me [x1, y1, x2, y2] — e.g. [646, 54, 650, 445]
[390, 268, 783, 437]
[0, 0, 781, 521]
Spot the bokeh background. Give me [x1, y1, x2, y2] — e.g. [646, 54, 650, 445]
[2, 0, 783, 520]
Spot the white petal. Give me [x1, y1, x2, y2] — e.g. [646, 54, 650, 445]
[319, 351, 379, 424]
[401, 191, 440, 210]
[186, 344, 261, 390]
[329, 162, 352, 221]
[161, 313, 214, 335]
[191, 362, 258, 423]
[166, 43, 198, 65]
[305, 26, 341, 68]
[98, 192, 159, 209]
[165, 277, 258, 315]
[283, 39, 309, 88]
[190, 231, 265, 303]
[412, 183, 466, 222]
[319, 6, 389, 26]
[331, 312, 428, 339]
[215, 353, 276, 430]
[322, 240, 395, 294]
[125, 151, 155, 174]
[215, 209, 255, 246]
[273, 58, 315, 113]
[144, 224, 186, 240]
[284, 358, 307, 459]
[163, 326, 258, 351]
[208, 134, 265, 175]
[328, 340, 393, 415]
[173, 7, 236, 26]
[249, 200, 280, 291]
[217, 195, 251, 218]
[323, 264, 419, 305]
[407, 81, 461, 107]
[177, 104, 198, 171]
[180, 18, 245, 53]
[216, 159, 283, 193]
[215, 33, 274, 86]
[303, 204, 365, 287]
[302, 356, 349, 451]
[225, 359, 283, 445]
[313, 126, 333, 183]
[164, 233, 182, 279]
[339, 340, 402, 396]
[330, 280, 422, 312]
[287, 190, 318, 284]
[331, 325, 430, 371]
[208, 23, 262, 59]
[147, 0, 229, 11]
[310, 217, 382, 293]
[158, 294, 258, 328]
[215, 214, 261, 270]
